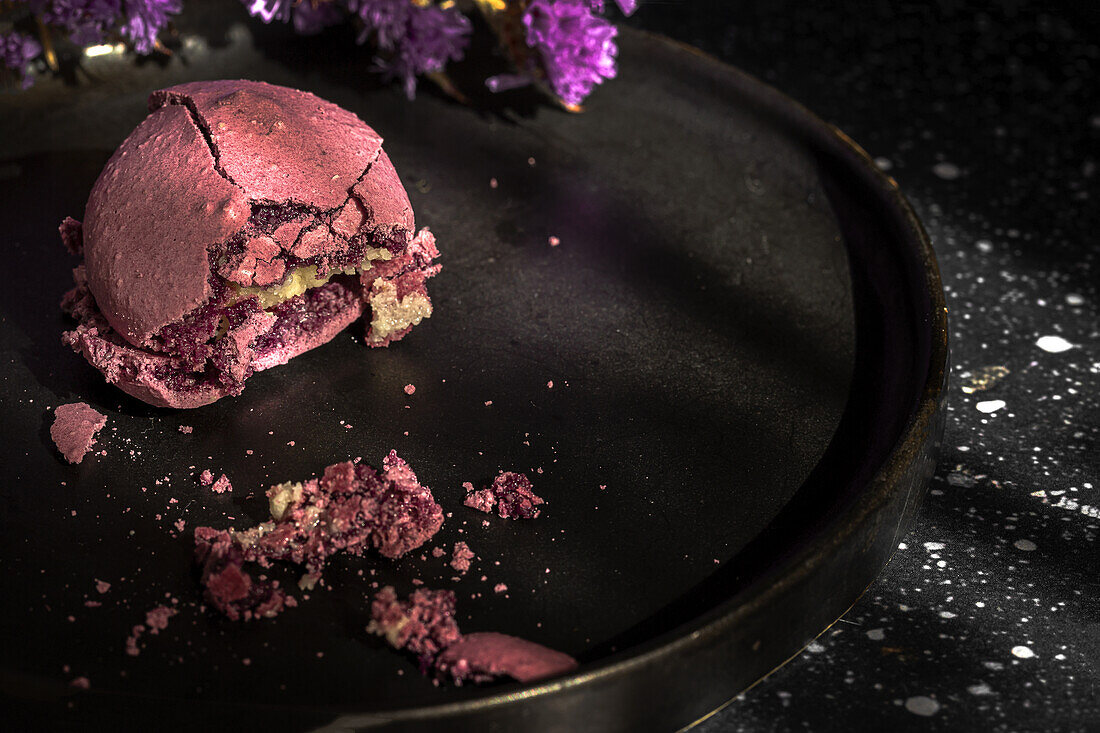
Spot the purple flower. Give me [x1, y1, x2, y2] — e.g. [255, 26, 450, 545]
[40, 0, 123, 46]
[293, 1, 345, 35]
[244, 0, 293, 24]
[524, 0, 618, 106]
[1, 31, 42, 89]
[351, 0, 471, 99]
[588, 0, 637, 15]
[121, 0, 182, 54]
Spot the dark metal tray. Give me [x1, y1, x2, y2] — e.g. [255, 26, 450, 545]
[0, 11, 947, 731]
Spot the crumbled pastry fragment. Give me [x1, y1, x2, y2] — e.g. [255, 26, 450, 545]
[464, 472, 545, 519]
[194, 452, 442, 620]
[369, 587, 577, 685]
[50, 402, 107, 464]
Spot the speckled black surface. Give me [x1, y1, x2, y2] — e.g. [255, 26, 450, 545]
[620, 2, 1099, 730]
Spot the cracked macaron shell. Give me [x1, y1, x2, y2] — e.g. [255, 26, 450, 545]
[83, 103, 249, 346]
[83, 80, 416, 348]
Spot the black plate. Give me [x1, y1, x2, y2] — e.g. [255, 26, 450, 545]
[0, 11, 947, 732]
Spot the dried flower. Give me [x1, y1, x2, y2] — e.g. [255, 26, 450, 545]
[1, 31, 42, 88]
[122, 0, 182, 54]
[524, 0, 618, 106]
[39, 0, 123, 46]
[351, 0, 471, 99]
[587, 0, 637, 15]
[293, 0, 345, 35]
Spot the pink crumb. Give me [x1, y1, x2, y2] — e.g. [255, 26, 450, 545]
[69, 677, 90, 690]
[450, 542, 475, 574]
[211, 474, 233, 494]
[95, 580, 110, 594]
[483, 400, 493, 406]
[547, 380, 554, 389]
[178, 425, 193, 434]
[489, 177, 498, 188]
[145, 605, 177, 634]
[404, 384, 416, 395]
[494, 583, 508, 594]
[548, 236, 560, 247]
[199, 470, 214, 486]
[431, 547, 445, 558]
[50, 403, 107, 464]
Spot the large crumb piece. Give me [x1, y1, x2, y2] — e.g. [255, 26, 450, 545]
[50, 402, 107, 464]
[450, 542, 475, 574]
[369, 587, 577, 685]
[367, 585, 462, 671]
[194, 527, 292, 621]
[463, 472, 544, 519]
[194, 451, 442, 619]
[435, 632, 579, 685]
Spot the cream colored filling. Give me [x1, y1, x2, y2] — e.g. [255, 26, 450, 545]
[268, 481, 304, 521]
[229, 247, 392, 310]
[367, 615, 410, 648]
[368, 278, 433, 343]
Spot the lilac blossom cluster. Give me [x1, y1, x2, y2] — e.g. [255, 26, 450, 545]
[7, 0, 639, 107]
[2, 0, 181, 87]
[523, 0, 627, 106]
[0, 31, 41, 88]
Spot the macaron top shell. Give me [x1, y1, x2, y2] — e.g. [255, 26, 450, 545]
[149, 80, 385, 210]
[83, 103, 249, 345]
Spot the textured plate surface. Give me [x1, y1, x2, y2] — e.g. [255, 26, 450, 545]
[0, 11, 946, 732]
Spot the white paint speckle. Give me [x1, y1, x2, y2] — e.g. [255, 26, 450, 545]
[932, 162, 961, 180]
[968, 683, 994, 696]
[976, 239, 993, 253]
[874, 157, 893, 171]
[924, 541, 946, 551]
[1013, 539, 1037, 551]
[905, 696, 941, 716]
[940, 611, 957, 619]
[1011, 646, 1036, 659]
[976, 400, 1006, 413]
[1036, 335, 1073, 353]
[866, 628, 885, 641]
[806, 641, 825, 653]
[1065, 293, 1084, 306]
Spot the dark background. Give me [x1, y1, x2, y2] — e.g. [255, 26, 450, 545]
[622, 1, 1100, 730]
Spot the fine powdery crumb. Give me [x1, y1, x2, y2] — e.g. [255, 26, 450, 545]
[178, 425, 193, 434]
[404, 384, 416, 395]
[125, 625, 145, 656]
[199, 470, 214, 486]
[463, 472, 544, 519]
[450, 542, 475, 574]
[50, 403, 107, 464]
[69, 677, 90, 690]
[548, 236, 560, 247]
[211, 474, 233, 494]
[369, 587, 576, 685]
[145, 605, 177, 634]
[431, 547, 445, 558]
